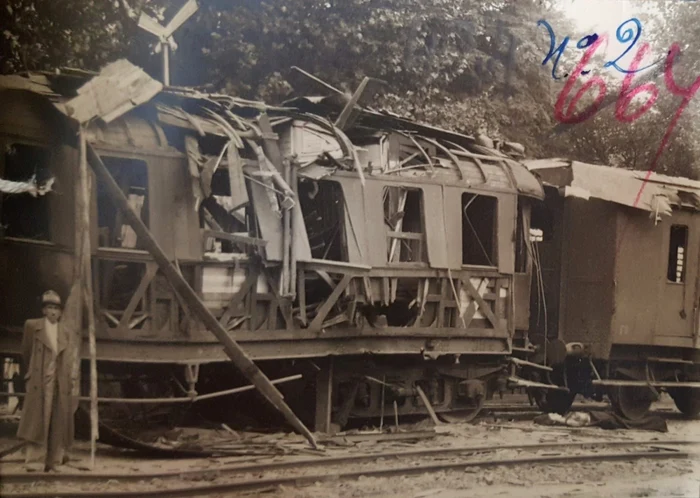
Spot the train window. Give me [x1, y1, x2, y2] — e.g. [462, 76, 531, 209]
[462, 193, 497, 266]
[0, 143, 52, 241]
[97, 157, 149, 249]
[667, 225, 688, 283]
[200, 169, 251, 254]
[299, 179, 348, 262]
[383, 186, 426, 264]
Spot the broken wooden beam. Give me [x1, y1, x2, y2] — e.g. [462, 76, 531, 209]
[202, 229, 268, 247]
[86, 143, 317, 448]
[334, 77, 369, 130]
[415, 385, 442, 426]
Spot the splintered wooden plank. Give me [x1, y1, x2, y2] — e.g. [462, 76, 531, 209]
[202, 229, 267, 247]
[227, 142, 249, 209]
[64, 59, 163, 124]
[309, 274, 353, 332]
[335, 77, 369, 130]
[415, 385, 442, 426]
[118, 263, 158, 329]
[218, 268, 259, 327]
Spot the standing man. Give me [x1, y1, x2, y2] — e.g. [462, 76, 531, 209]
[17, 290, 74, 472]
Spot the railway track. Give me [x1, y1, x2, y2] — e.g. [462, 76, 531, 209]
[1, 439, 697, 497]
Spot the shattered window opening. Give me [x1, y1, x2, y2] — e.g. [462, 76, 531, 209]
[383, 186, 426, 264]
[97, 157, 149, 249]
[667, 225, 688, 283]
[200, 169, 251, 254]
[299, 179, 348, 262]
[462, 193, 497, 267]
[0, 143, 52, 241]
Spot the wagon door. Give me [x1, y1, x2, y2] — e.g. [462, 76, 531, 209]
[656, 213, 698, 342]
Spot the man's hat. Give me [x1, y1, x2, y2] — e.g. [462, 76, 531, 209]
[41, 290, 62, 307]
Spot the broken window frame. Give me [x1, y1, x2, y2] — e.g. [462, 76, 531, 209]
[667, 224, 689, 284]
[298, 178, 349, 262]
[383, 185, 427, 266]
[96, 154, 150, 251]
[200, 168, 254, 255]
[461, 192, 498, 268]
[0, 140, 53, 243]
[515, 199, 530, 274]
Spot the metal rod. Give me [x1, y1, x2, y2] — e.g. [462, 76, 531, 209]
[0, 374, 303, 404]
[379, 374, 385, 432]
[289, 165, 298, 299]
[281, 160, 291, 296]
[393, 400, 399, 430]
[85, 144, 317, 448]
[162, 43, 170, 86]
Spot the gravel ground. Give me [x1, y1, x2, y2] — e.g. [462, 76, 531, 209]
[0, 395, 698, 497]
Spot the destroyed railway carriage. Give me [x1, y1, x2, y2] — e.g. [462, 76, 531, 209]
[520, 159, 700, 420]
[0, 63, 544, 432]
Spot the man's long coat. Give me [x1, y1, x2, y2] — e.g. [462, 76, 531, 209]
[16, 318, 74, 447]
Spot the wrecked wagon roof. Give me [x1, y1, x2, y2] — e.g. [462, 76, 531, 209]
[525, 158, 700, 212]
[0, 61, 544, 199]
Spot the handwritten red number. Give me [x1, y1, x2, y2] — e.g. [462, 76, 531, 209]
[615, 42, 659, 123]
[632, 43, 700, 206]
[554, 35, 608, 124]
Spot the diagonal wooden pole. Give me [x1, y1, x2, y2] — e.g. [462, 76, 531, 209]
[85, 144, 317, 447]
[79, 129, 99, 468]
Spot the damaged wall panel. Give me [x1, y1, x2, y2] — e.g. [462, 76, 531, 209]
[496, 194, 516, 275]
[443, 188, 463, 270]
[249, 174, 311, 262]
[363, 181, 389, 268]
[421, 183, 448, 269]
[334, 176, 368, 263]
[170, 157, 203, 261]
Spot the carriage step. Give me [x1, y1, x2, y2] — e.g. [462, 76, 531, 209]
[510, 357, 553, 372]
[592, 380, 700, 388]
[647, 357, 694, 365]
[507, 376, 569, 391]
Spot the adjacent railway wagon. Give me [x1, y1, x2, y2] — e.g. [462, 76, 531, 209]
[521, 159, 700, 419]
[0, 64, 545, 433]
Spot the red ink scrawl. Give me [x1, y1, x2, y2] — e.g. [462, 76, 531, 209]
[553, 40, 700, 207]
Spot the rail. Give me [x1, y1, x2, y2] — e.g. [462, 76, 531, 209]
[0, 439, 696, 497]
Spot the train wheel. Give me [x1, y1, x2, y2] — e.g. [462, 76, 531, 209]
[529, 368, 575, 415]
[609, 386, 654, 421]
[668, 388, 700, 418]
[439, 396, 484, 424]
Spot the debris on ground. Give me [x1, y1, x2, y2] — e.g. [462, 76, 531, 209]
[533, 411, 668, 432]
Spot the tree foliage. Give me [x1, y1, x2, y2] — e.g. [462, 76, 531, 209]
[1, 0, 698, 178]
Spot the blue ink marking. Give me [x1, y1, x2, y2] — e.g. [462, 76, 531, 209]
[537, 20, 570, 80]
[576, 34, 599, 49]
[578, 34, 597, 74]
[539, 18, 663, 79]
[603, 18, 662, 73]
